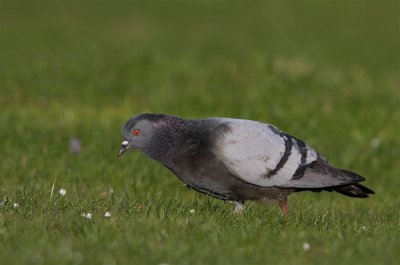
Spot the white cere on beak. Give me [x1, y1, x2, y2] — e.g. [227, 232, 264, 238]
[122, 141, 129, 146]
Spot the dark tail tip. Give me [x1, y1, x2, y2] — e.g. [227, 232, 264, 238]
[334, 183, 375, 198]
[339, 169, 366, 182]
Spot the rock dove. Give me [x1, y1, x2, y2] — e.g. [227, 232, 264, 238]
[118, 113, 374, 215]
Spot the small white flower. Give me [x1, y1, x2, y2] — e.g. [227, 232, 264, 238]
[59, 188, 67, 196]
[13, 203, 19, 208]
[189, 209, 195, 214]
[104, 211, 111, 218]
[362, 225, 367, 230]
[302, 242, 310, 251]
[81, 213, 92, 219]
[370, 138, 380, 148]
[69, 139, 81, 153]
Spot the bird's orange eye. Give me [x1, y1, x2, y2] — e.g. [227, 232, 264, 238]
[132, 129, 141, 136]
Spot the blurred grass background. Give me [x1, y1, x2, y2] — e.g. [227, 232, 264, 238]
[0, 1, 399, 264]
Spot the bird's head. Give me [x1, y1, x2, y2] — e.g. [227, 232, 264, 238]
[118, 113, 186, 158]
[118, 114, 159, 157]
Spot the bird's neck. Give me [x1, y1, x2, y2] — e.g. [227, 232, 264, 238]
[144, 117, 192, 167]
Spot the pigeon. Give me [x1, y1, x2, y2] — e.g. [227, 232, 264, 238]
[118, 113, 374, 215]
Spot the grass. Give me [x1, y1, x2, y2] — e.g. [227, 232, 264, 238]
[0, 1, 399, 264]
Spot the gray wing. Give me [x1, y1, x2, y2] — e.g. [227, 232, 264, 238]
[214, 118, 363, 188]
[287, 158, 365, 188]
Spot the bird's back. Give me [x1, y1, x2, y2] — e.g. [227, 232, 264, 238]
[204, 117, 371, 192]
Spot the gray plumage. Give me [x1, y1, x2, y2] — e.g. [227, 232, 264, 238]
[118, 113, 374, 215]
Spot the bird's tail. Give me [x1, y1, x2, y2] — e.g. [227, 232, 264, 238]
[294, 168, 375, 198]
[332, 169, 375, 198]
[333, 183, 375, 198]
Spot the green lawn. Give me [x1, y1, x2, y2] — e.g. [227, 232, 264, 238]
[0, 1, 399, 264]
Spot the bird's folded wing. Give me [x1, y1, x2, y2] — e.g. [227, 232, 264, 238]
[214, 119, 354, 188]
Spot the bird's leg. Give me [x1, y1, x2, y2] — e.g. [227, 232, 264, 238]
[278, 198, 288, 216]
[230, 201, 245, 215]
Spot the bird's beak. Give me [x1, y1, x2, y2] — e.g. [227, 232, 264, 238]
[118, 141, 129, 157]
